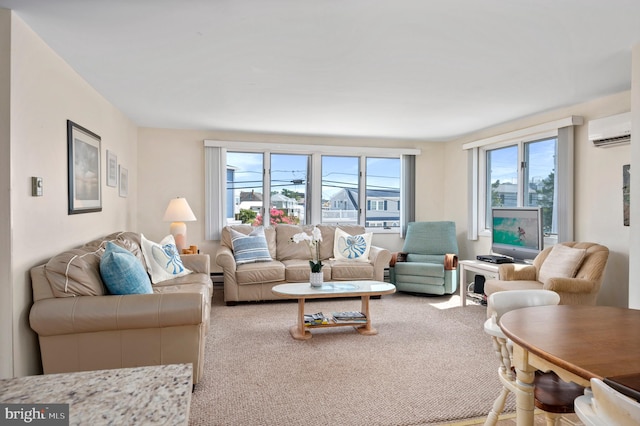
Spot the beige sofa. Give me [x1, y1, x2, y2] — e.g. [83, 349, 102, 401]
[216, 224, 392, 305]
[29, 231, 212, 385]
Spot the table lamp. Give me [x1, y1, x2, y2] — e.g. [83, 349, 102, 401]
[163, 197, 197, 252]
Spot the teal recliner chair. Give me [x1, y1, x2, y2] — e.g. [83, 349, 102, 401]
[390, 221, 459, 295]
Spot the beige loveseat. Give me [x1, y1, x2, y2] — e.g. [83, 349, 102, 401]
[216, 224, 392, 305]
[29, 231, 212, 385]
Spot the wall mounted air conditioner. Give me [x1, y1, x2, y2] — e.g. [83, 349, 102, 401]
[588, 112, 631, 148]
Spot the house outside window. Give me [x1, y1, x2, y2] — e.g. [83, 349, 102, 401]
[205, 141, 418, 238]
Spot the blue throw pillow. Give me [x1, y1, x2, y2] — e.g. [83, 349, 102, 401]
[230, 227, 272, 265]
[100, 241, 153, 295]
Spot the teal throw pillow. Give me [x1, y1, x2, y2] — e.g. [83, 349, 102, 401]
[230, 227, 272, 265]
[100, 241, 153, 295]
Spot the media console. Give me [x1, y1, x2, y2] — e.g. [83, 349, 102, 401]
[459, 259, 533, 306]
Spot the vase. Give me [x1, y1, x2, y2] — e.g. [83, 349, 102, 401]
[310, 271, 323, 287]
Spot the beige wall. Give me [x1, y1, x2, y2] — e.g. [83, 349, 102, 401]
[445, 91, 632, 308]
[137, 128, 439, 265]
[2, 12, 138, 378]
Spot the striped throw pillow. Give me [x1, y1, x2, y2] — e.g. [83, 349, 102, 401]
[230, 227, 272, 265]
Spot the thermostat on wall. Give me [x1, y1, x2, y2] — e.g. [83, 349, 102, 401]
[32, 176, 43, 196]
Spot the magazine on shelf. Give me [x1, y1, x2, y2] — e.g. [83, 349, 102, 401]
[304, 312, 330, 326]
[332, 311, 366, 319]
[331, 311, 367, 323]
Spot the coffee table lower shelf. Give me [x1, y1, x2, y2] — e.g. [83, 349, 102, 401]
[293, 317, 375, 340]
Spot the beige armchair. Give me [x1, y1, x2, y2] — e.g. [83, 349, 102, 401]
[484, 242, 609, 306]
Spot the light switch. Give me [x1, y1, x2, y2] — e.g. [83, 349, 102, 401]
[32, 177, 43, 196]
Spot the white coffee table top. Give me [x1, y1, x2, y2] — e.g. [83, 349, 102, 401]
[272, 281, 395, 299]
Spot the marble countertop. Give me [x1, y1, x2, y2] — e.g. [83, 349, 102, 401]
[0, 363, 192, 425]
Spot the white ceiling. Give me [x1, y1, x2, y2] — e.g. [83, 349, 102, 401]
[1, 0, 640, 141]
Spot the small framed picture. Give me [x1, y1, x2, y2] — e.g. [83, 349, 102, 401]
[106, 150, 118, 187]
[67, 120, 102, 214]
[119, 165, 128, 198]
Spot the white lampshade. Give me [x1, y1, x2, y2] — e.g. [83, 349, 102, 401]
[163, 197, 196, 222]
[163, 198, 196, 252]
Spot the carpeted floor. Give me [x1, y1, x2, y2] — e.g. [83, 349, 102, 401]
[189, 289, 515, 425]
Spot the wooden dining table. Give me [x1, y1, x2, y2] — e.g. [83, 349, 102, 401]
[498, 304, 640, 426]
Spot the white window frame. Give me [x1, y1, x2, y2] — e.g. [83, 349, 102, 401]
[478, 130, 557, 235]
[463, 116, 582, 244]
[204, 140, 420, 238]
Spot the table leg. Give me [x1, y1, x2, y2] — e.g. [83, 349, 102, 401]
[460, 266, 468, 307]
[356, 295, 377, 335]
[289, 297, 312, 340]
[512, 346, 536, 426]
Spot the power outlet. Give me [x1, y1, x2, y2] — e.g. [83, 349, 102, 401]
[32, 176, 43, 196]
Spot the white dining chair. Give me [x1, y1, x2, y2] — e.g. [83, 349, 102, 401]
[574, 378, 640, 426]
[484, 289, 584, 426]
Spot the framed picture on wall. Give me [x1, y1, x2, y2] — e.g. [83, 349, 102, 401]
[67, 120, 102, 214]
[119, 165, 128, 198]
[106, 150, 118, 187]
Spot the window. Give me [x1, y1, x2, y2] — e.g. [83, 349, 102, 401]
[484, 137, 557, 236]
[366, 157, 400, 228]
[205, 140, 419, 239]
[465, 116, 581, 245]
[370, 201, 385, 210]
[270, 154, 309, 225]
[322, 156, 359, 225]
[226, 152, 263, 225]
[524, 138, 557, 235]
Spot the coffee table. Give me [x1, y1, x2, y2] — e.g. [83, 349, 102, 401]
[271, 281, 396, 340]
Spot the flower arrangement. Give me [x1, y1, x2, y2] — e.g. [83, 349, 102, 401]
[253, 208, 298, 226]
[291, 226, 323, 272]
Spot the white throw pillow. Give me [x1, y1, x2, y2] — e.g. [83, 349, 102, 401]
[140, 234, 192, 284]
[333, 228, 372, 262]
[538, 244, 587, 285]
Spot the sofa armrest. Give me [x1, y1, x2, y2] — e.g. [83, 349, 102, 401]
[180, 253, 210, 275]
[544, 277, 597, 294]
[369, 246, 391, 267]
[369, 245, 392, 282]
[215, 246, 236, 271]
[498, 264, 537, 281]
[30, 292, 208, 337]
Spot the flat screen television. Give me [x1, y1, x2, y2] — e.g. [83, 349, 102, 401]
[491, 207, 543, 262]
